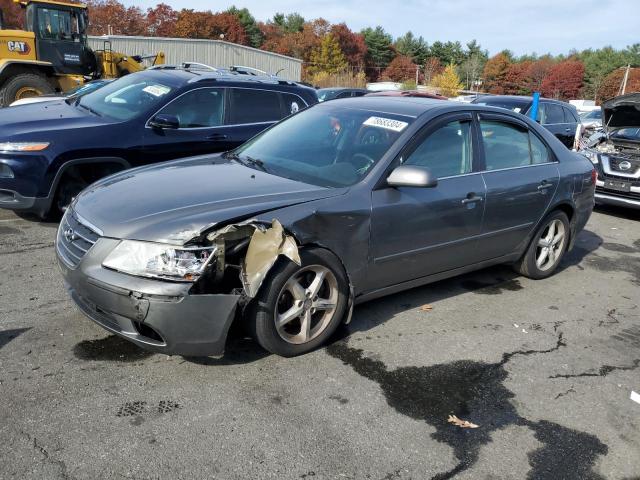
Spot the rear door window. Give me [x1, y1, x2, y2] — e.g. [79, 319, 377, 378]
[544, 104, 565, 124]
[228, 88, 283, 125]
[480, 121, 532, 170]
[563, 107, 578, 123]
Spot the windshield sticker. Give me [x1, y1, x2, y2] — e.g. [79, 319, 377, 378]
[363, 116, 409, 132]
[514, 107, 522, 113]
[143, 85, 171, 97]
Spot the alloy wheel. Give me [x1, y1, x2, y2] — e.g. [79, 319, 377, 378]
[535, 219, 566, 271]
[274, 265, 339, 345]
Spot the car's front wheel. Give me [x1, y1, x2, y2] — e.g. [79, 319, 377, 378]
[250, 248, 349, 357]
[516, 210, 570, 279]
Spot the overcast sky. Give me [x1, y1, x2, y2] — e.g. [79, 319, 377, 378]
[120, 0, 637, 56]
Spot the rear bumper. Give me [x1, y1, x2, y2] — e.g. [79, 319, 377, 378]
[57, 236, 241, 357]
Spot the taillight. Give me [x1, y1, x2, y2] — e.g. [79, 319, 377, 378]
[591, 168, 597, 185]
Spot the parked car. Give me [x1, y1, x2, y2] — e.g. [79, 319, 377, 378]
[0, 67, 317, 218]
[57, 97, 595, 358]
[366, 90, 447, 100]
[471, 95, 581, 149]
[580, 108, 603, 131]
[9, 79, 113, 107]
[317, 87, 369, 102]
[581, 93, 640, 209]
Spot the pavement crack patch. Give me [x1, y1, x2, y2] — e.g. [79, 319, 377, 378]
[21, 430, 75, 480]
[549, 359, 640, 379]
[326, 332, 607, 480]
[554, 387, 576, 399]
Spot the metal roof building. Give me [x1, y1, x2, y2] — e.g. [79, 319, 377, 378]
[88, 35, 303, 81]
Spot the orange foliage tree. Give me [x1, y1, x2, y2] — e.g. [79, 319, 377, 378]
[541, 60, 585, 100]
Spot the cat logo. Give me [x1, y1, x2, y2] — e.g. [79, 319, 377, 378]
[7, 41, 31, 55]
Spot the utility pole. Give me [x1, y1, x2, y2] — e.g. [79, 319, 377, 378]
[415, 65, 419, 86]
[620, 64, 631, 96]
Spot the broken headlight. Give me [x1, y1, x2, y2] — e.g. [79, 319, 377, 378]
[102, 240, 216, 282]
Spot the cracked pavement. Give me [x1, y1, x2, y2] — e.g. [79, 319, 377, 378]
[1, 205, 639, 479]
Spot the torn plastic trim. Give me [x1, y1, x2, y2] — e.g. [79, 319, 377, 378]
[205, 218, 301, 298]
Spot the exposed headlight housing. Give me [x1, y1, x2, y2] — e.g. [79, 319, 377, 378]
[0, 142, 50, 152]
[581, 149, 599, 164]
[102, 240, 216, 282]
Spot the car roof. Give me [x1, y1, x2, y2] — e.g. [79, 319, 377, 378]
[136, 66, 313, 91]
[322, 96, 548, 122]
[476, 94, 574, 107]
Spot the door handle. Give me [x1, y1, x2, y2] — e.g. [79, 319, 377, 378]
[564, 128, 572, 132]
[537, 182, 553, 191]
[461, 194, 483, 204]
[206, 133, 228, 141]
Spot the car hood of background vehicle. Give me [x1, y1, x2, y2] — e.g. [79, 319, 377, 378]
[603, 93, 640, 131]
[73, 156, 347, 243]
[0, 101, 105, 138]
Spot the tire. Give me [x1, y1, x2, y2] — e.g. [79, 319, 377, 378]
[515, 210, 570, 280]
[0, 73, 54, 107]
[50, 178, 87, 219]
[249, 247, 350, 357]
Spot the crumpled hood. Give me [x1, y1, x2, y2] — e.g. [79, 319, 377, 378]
[0, 101, 105, 138]
[603, 93, 640, 131]
[73, 155, 346, 243]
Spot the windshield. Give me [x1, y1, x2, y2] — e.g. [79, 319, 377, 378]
[65, 80, 109, 98]
[232, 105, 413, 188]
[78, 75, 174, 121]
[474, 98, 530, 114]
[581, 110, 601, 120]
[610, 128, 640, 141]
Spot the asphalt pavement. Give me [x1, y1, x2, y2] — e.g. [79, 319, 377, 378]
[1, 205, 639, 479]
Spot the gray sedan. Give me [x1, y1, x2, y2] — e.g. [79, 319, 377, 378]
[56, 98, 596, 357]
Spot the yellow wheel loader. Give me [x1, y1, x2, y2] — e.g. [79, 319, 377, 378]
[0, 0, 164, 106]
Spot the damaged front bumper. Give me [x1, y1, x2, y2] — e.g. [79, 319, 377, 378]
[57, 237, 241, 357]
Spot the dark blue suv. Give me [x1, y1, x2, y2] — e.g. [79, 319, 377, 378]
[0, 67, 317, 218]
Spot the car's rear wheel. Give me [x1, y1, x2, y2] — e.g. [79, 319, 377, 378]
[515, 210, 570, 279]
[250, 248, 349, 357]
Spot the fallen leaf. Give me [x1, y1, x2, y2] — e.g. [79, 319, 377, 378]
[419, 304, 433, 312]
[447, 414, 479, 429]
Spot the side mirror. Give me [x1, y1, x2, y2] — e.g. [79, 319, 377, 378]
[387, 165, 438, 188]
[149, 114, 179, 130]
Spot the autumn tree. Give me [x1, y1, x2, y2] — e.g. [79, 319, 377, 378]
[174, 10, 248, 43]
[381, 55, 417, 82]
[526, 56, 554, 92]
[330, 23, 367, 68]
[86, 0, 146, 35]
[145, 3, 177, 37]
[541, 60, 585, 99]
[432, 64, 463, 97]
[423, 57, 443, 86]
[597, 67, 640, 103]
[502, 61, 532, 95]
[307, 33, 348, 76]
[482, 52, 511, 94]
[0, 0, 23, 29]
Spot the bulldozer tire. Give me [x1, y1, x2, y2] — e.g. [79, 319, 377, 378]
[0, 73, 54, 107]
